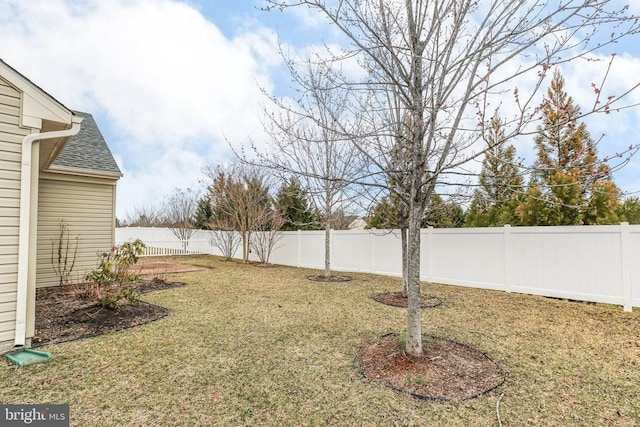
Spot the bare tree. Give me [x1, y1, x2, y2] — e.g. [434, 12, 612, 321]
[205, 163, 274, 263]
[207, 174, 242, 260]
[164, 188, 199, 251]
[209, 229, 241, 261]
[123, 203, 165, 227]
[258, 58, 362, 277]
[264, 0, 640, 357]
[250, 211, 286, 264]
[51, 219, 78, 286]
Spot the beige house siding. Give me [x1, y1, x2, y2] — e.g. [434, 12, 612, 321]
[36, 176, 116, 288]
[1, 61, 120, 350]
[0, 76, 30, 349]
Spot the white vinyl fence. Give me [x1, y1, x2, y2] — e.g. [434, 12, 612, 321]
[116, 224, 640, 311]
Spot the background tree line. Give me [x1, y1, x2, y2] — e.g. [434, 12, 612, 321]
[118, 69, 640, 262]
[371, 69, 640, 229]
[123, 68, 640, 239]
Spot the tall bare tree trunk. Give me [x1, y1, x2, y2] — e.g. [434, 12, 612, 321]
[401, 227, 408, 298]
[324, 206, 331, 277]
[242, 230, 249, 263]
[322, 174, 332, 277]
[405, 209, 422, 356]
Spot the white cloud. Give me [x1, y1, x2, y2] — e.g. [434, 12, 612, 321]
[557, 54, 640, 192]
[3, 0, 640, 218]
[0, 0, 281, 217]
[117, 147, 208, 214]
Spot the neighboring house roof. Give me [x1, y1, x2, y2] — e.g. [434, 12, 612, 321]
[51, 111, 122, 177]
[348, 218, 367, 230]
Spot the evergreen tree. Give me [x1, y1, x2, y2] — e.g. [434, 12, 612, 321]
[193, 195, 213, 230]
[618, 197, 640, 224]
[423, 194, 465, 228]
[584, 181, 620, 224]
[275, 178, 318, 230]
[368, 194, 463, 228]
[518, 69, 619, 225]
[367, 195, 406, 229]
[465, 117, 524, 227]
[208, 169, 236, 230]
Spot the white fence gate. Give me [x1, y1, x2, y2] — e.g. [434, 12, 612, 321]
[116, 224, 640, 310]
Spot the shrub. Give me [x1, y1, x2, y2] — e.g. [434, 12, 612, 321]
[85, 239, 146, 309]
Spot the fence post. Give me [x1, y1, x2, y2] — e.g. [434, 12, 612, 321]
[330, 228, 334, 271]
[620, 222, 632, 312]
[504, 224, 511, 292]
[370, 231, 376, 274]
[297, 229, 302, 268]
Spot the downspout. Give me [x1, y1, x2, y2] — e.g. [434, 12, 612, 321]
[14, 117, 83, 347]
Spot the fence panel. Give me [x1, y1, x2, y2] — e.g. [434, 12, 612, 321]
[332, 230, 374, 273]
[297, 231, 326, 269]
[116, 224, 640, 310]
[268, 232, 299, 266]
[509, 227, 624, 305]
[425, 228, 506, 290]
[371, 230, 402, 277]
[629, 227, 640, 308]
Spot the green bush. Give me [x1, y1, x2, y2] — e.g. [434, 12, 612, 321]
[98, 293, 120, 310]
[85, 239, 146, 309]
[98, 286, 140, 309]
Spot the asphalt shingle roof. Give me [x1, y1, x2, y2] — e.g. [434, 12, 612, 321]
[52, 111, 122, 176]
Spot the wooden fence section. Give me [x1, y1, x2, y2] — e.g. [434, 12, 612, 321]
[116, 224, 640, 310]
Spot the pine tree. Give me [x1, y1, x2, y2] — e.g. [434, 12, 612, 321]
[367, 195, 406, 229]
[465, 117, 524, 227]
[423, 194, 465, 228]
[369, 194, 463, 229]
[193, 195, 213, 230]
[618, 197, 640, 224]
[518, 69, 619, 225]
[275, 178, 318, 231]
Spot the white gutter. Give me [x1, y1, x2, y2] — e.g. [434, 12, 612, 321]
[14, 117, 83, 347]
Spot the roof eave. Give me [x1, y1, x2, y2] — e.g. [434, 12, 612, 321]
[44, 164, 123, 180]
[0, 59, 73, 129]
[40, 116, 85, 170]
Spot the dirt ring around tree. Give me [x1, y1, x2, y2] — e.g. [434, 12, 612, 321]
[372, 291, 443, 308]
[355, 333, 506, 401]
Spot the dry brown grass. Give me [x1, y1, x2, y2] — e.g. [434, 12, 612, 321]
[2, 255, 639, 426]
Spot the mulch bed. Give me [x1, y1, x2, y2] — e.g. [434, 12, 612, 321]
[306, 275, 353, 282]
[32, 279, 185, 347]
[372, 292, 443, 308]
[356, 333, 506, 401]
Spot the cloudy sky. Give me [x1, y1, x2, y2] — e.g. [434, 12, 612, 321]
[1, 0, 640, 218]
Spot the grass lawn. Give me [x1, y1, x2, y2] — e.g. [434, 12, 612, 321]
[2, 255, 639, 426]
